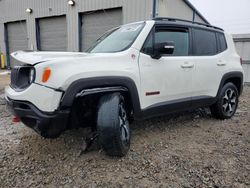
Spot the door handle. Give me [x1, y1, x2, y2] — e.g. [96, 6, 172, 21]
[181, 62, 194, 68]
[217, 60, 226, 66]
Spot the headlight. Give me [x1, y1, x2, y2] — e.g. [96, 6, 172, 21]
[10, 66, 35, 90]
[29, 68, 35, 83]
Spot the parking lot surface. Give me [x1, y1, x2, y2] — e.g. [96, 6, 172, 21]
[0, 74, 249, 187]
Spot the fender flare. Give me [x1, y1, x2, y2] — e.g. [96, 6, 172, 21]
[60, 76, 142, 116]
[216, 71, 244, 97]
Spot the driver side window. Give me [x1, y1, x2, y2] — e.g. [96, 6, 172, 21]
[142, 27, 189, 56]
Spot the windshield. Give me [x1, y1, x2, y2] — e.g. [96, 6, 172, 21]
[87, 22, 145, 53]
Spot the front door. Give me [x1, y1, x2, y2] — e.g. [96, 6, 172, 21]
[139, 26, 194, 111]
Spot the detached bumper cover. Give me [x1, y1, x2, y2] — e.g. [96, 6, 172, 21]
[5, 84, 63, 112]
[5, 97, 70, 138]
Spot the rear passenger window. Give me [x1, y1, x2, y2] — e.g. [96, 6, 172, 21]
[193, 29, 217, 56]
[217, 32, 227, 52]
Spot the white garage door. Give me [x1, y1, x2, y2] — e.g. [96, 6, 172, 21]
[81, 8, 123, 51]
[37, 16, 67, 51]
[6, 21, 28, 67]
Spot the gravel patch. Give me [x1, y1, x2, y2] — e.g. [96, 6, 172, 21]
[0, 79, 249, 187]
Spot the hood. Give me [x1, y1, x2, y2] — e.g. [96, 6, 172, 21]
[11, 50, 89, 65]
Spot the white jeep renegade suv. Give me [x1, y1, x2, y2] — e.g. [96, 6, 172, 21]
[5, 18, 244, 156]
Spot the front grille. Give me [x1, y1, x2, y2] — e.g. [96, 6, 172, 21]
[10, 66, 20, 89]
[10, 66, 33, 91]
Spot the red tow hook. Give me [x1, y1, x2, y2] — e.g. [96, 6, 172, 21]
[12, 116, 21, 123]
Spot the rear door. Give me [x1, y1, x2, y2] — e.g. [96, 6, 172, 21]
[139, 25, 194, 110]
[191, 28, 226, 99]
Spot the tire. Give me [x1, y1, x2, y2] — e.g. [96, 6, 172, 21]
[97, 93, 130, 157]
[210, 82, 239, 119]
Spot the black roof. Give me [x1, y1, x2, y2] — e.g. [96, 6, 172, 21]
[153, 17, 224, 32]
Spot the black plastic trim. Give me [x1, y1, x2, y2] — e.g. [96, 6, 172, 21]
[153, 17, 214, 29]
[216, 71, 244, 96]
[60, 72, 243, 120]
[138, 95, 216, 120]
[60, 76, 142, 116]
[5, 97, 70, 138]
[155, 21, 223, 33]
[191, 96, 217, 108]
[139, 97, 191, 119]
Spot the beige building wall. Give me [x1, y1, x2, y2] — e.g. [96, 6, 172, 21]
[234, 34, 250, 82]
[0, 0, 208, 67]
[158, 0, 206, 23]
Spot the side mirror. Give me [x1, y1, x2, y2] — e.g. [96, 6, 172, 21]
[151, 41, 175, 59]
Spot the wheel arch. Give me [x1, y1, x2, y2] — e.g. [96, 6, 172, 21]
[60, 76, 141, 117]
[217, 71, 244, 97]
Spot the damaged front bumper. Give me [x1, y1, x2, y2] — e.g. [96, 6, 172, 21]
[5, 96, 70, 138]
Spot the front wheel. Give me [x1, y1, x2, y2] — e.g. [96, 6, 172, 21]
[210, 82, 239, 119]
[97, 93, 130, 157]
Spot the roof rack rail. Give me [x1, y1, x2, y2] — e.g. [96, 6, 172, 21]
[153, 17, 223, 31]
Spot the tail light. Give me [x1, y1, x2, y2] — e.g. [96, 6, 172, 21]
[240, 57, 243, 65]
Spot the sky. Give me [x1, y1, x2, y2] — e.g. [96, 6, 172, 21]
[189, 0, 250, 34]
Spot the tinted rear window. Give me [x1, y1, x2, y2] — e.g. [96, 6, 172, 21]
[193, 29, 217, 56]
[217, 32, 227, 52]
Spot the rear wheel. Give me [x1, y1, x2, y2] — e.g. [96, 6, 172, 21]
[97, 93, 130, 157]
[210, 82, 239, 119]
